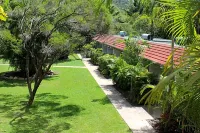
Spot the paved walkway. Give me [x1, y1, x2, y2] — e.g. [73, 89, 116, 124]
[78, 54, 155, 133]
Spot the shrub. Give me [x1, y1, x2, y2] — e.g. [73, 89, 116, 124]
[110, 58, 129, 90]
[90, 48, 103, 65]
[110, 58, 147, 89]
[129, 75, 150, 104]
[98, 54, 117, 78]
[83, 42, 95, 58]
[122, 39, 147, 66]
[148, 72, 160, 85]
[110, 58, 151, 103]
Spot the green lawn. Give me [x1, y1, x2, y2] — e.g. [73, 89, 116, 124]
[0, 58, 130, 133]
[54, 54, 85, 66]
[0, 59, 9, 64]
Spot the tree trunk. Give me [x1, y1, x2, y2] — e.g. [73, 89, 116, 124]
[27, 64, 52, 106]
[28, 93, 35, 106]
[26, 53, 32, 96]
[27, 76, 41, 106]
[27, 84, 38, 106]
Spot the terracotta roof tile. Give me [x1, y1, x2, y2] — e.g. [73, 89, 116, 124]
[93, 35, 185, 65]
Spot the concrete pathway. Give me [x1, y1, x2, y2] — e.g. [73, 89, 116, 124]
[78, 54, 155, 133]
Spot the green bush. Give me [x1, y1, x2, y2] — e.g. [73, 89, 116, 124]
[83, 42, 95, 58]
[98, 54, 117, 78]
[122, 39, 144, 66]
[148, 72, 160, 85]
[110, 58, 129, 90]
[90, 48, 103, 65]
[109, 58, 151, 103]
[129, 76, 150, 104]
[110, 58, 142, 90]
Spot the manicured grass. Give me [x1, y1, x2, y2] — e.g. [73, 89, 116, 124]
[0, 59, 9, 64]
[0, 65, 13, 72]
[0, 65, 130, 132]
[54, 54, 84, 66]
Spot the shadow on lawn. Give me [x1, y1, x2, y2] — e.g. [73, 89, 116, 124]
[92, 96, 111, 105]
[55, 55, 81, 65]
[0, 93, 84, 133]
[0, 74, 57, 85]
[0, 79, 26, 88]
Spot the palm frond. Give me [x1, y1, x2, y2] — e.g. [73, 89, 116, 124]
[159, 0, 200, 45]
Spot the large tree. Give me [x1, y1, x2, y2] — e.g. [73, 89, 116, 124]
[0, 0, 111, 106]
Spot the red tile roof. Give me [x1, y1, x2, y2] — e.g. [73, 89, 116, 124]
[94, 35, 125, 50]
[93, 35, 185, 65]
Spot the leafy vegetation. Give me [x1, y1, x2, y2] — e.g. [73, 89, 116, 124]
[0, 0, 112, 106]
[1, 0, 200, 132]
[82, 42, 96, 58]
[87, 38, 152, 104]
[109, 57, 150, 103]
[108, 0, 169, 38]
[122, 39, 145, 66]
[0, 6, 7, 21]
[140, 0, 200, 132]
[98, 54, 117, 77]
[90, 48, 104, 65]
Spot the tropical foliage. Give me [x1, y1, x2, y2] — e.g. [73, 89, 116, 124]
[90, 48, 104, 65]
[83, 42, 95, 58]
[109, 57, 150, 103]
[140, 0, 200, 132]
[98, 54, 117, 77]
[108, 0, 169, 38]
[104, 0, 200, 132]
[122, 39, 145, 66]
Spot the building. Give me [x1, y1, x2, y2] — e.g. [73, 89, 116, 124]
[93, 34, 185, 78]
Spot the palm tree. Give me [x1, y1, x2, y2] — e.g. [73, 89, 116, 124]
[143, 0, 200, 131]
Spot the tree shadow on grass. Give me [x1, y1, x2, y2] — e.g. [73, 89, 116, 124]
[55, 57, 81, 65]
[92, 96, 111, 105]
[0, 79, 26, 88]
[0, 93, 84, 133]
[43, 75, 59, 81]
